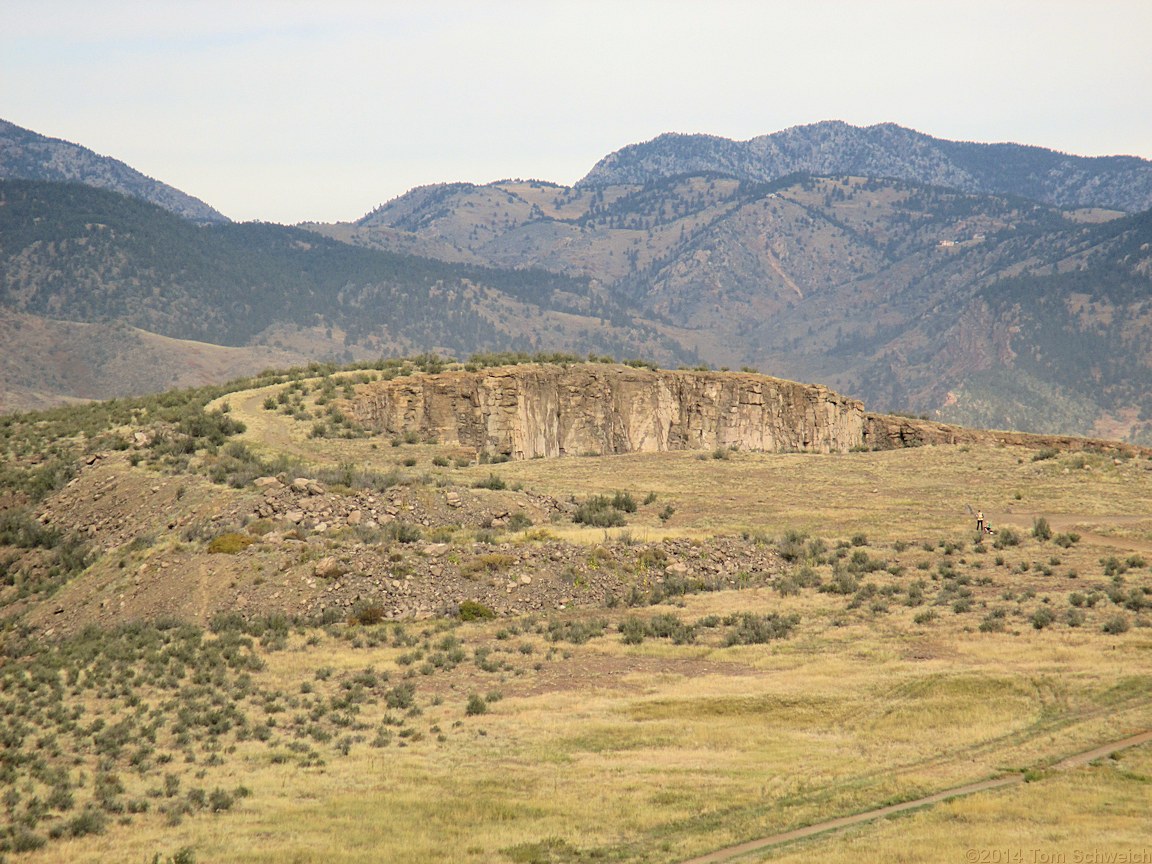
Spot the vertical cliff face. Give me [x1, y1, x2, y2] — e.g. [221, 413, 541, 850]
[351, 364, 867, 457]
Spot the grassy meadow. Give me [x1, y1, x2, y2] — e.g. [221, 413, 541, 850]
[2, 363, 1151, 863]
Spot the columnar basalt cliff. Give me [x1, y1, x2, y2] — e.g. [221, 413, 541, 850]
[350, 364, 867, 457]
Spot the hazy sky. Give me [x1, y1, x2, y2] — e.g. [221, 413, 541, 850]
[4, 1, 1151, 224]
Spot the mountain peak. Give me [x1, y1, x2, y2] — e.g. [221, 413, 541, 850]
[0, 118, 229, 224]
[578, 121, 1152, 212]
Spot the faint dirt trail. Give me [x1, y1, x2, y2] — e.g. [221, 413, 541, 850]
[213, 384, 316, 463]
[678, 730, 1152, 864]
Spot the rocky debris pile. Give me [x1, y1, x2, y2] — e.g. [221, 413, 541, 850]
[247, 476, 568, 534]
[37, 458, 208, 552]
[290, 535, 784, 621]
[25, 454, 782, 635]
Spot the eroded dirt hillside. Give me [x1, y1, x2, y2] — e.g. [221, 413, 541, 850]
[24, 452, 782, 637]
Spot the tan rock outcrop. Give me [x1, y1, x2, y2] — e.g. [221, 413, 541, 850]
[862, 413, 1150, 456]
[351, 364, 867, 457]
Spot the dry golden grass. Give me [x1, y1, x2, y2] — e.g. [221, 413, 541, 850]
[24, 582, 1151, 864]
[762, 744, 1152, 863]
[50, 387, 1140, 864]
[479, 445, 1152, 542]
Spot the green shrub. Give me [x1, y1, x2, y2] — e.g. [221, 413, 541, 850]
[1102, 614, 1130, 635]
[819, 567, 858, 595]
[610, 491, 637, 513]
[777, 530, 808, 563]
[1102, 556, 1129, 578]
[1031, 517, 1052, 542]
[473, 474, 506, 490]
[723, 613, 799, 645]
[647, 613, 695, 644]
[385, 683, 416, 710]
[637, 547, 667, 568]
[348, 603, 387, 626]
[0, 508, 63, 549]
[383, 522, 421, 543]
[206, 533, 257, 555]
[506, 512, 533, 531]
[64, 807, 107, 838]
[461, 554, 514, 577]
[546, 618, 607, 644]
[11, 829, 47, 852]
[465, 694, 488, 716]
[1030, 607, 1055, 629]
[993, 528, 1020, 549]
[458, 600, 496, 622]
[619, 616, 647, 645]
[573, 495, 627, 527]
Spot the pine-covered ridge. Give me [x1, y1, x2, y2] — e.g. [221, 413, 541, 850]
[577, 121, 1152, 213]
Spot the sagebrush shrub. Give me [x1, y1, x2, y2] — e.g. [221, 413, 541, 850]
[458, 600, 496, 621]
[573, 496, 626, 527]
[206, 533, 256, 555]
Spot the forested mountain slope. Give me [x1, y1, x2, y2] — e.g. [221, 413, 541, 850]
[578, 121, 1152, 213]
[328, 171, 1152, 441]
[0, 180, 693, 408]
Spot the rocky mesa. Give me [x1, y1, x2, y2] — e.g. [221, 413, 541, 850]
[350, 364, 867, 457]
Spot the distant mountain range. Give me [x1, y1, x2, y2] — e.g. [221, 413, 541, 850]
[0, 178, 688, 411]
[2, 118, 1150, 442]
[332, 170, 1152, 441]
[579, 122, 1152, 213]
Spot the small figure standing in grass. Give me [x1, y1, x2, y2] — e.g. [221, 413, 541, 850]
[976, 510, 984, 533]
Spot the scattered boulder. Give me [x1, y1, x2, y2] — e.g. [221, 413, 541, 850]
[313, 557, 347, 580]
